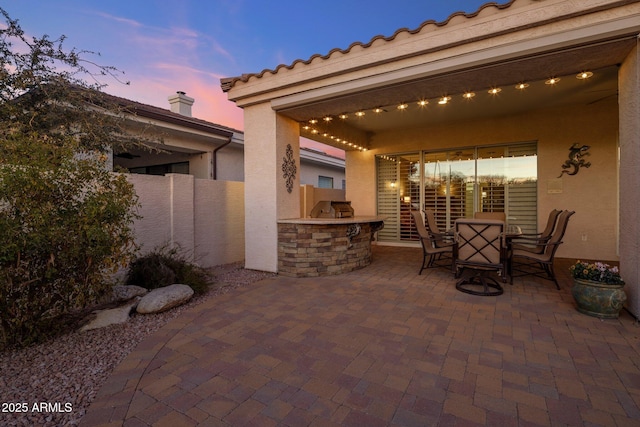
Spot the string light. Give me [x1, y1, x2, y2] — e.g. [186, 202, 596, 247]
[300, 71, 595, 152]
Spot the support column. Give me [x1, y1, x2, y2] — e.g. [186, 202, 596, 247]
[243, 103, 300, 272]
[619, 37, 640, 318]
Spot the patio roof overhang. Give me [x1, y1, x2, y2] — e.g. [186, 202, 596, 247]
[265, 18, 639, 152]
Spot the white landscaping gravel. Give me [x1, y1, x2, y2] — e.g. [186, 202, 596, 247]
[0, 262, 275, 427]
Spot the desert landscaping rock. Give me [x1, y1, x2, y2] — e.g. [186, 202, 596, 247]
[0, 262, 274, 427]
[112, 285, 148, 302]
[80, 298, 141, 332]
[136, 284, 194, 314]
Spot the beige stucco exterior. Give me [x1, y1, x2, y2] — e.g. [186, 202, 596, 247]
[223, 0, 640, 316]
[351, 98, 620, 261]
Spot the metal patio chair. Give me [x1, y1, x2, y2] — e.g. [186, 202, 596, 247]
[510, 209, 562, 254]
[454, 219, 507, 296]
[423, 209, 454, 246]
[474, 211, 507, 222]
[510, 210, 575, 289]
[410, 210, 454, 274]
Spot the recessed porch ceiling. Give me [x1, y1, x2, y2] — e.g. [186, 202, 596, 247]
[281, 37, 635, 152]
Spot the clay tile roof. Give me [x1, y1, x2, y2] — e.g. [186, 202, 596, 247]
[220, 1, 515, 92]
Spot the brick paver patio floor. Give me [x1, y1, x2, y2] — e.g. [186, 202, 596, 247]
[81, 246, 640, 426]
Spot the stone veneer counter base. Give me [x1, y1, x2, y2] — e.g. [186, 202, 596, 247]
[277, 217, 385, 277]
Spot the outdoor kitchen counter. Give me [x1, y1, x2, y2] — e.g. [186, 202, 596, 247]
[277, 216, 385, 277]
[277, 216, 385, 225]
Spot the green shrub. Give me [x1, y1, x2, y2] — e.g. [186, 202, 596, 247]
[125, 245, 212, 295]
[0, 8, 147, 349]
[0, 143, 139, 349]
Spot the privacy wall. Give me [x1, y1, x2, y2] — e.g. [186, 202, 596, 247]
[127, 174, 345, 268]
[127, 173, 245, 267]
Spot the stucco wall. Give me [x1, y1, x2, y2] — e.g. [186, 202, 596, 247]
[299, 162, 344, 189]
[619, 41, 640, 318]
[347, 99, 619, 261]
[299, 185, 346, 218]
[127, 173, 245, 267]
[194, 179, 245, 265]
[127, 173, 347, 268]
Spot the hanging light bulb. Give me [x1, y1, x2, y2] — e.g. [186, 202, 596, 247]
[576, 71, 593, 80]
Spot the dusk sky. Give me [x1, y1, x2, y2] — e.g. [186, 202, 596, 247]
[3, 1, 492, 157]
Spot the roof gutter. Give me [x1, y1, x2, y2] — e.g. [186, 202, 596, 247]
[212, 137, 233, 180]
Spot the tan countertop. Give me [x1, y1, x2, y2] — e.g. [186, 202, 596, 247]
[277, 216, 385, 225]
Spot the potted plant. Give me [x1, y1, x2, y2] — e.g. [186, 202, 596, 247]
[570, 260, 626, 319]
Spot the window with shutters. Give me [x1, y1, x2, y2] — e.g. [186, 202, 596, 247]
[376, 142, 537, 243]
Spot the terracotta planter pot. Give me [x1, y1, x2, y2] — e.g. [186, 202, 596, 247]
[571, 278, 627, 319]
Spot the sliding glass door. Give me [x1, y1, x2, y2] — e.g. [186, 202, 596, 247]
[376, 142, 537, 243]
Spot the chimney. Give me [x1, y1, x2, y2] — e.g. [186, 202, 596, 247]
[168, 91, 194, 117]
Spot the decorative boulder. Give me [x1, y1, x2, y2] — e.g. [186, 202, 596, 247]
[136, 284, 194, 314]
[112, 285, 148, 302]
[80, 297, 141, 331]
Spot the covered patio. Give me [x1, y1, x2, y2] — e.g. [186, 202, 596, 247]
[222, 0, 640, 317]
[82, 246, 640, 426]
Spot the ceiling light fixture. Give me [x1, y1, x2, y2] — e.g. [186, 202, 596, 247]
[438, 96, 451, 105]
[545, 77, 560, 85]
[309, 119, 318, 124]
[397, 103, 409, 110]
[463, 92, 475, 99]
[338, 113, 348, 119]
[515, 82, 529, 90]
[373, 107, 385, 113]
[417, 100, 429, 107]
[488, 87, 502, 95]
[322, 116, 332, 122]
[576, 71, 593, 80]
[355, 110, 365, 117]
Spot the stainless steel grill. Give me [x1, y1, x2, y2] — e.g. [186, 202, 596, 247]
[310, 201, 354, 218]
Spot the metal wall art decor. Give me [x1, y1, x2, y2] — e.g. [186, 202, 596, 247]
[282, 143, 297, 193]
[559, 143, 591, 177]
